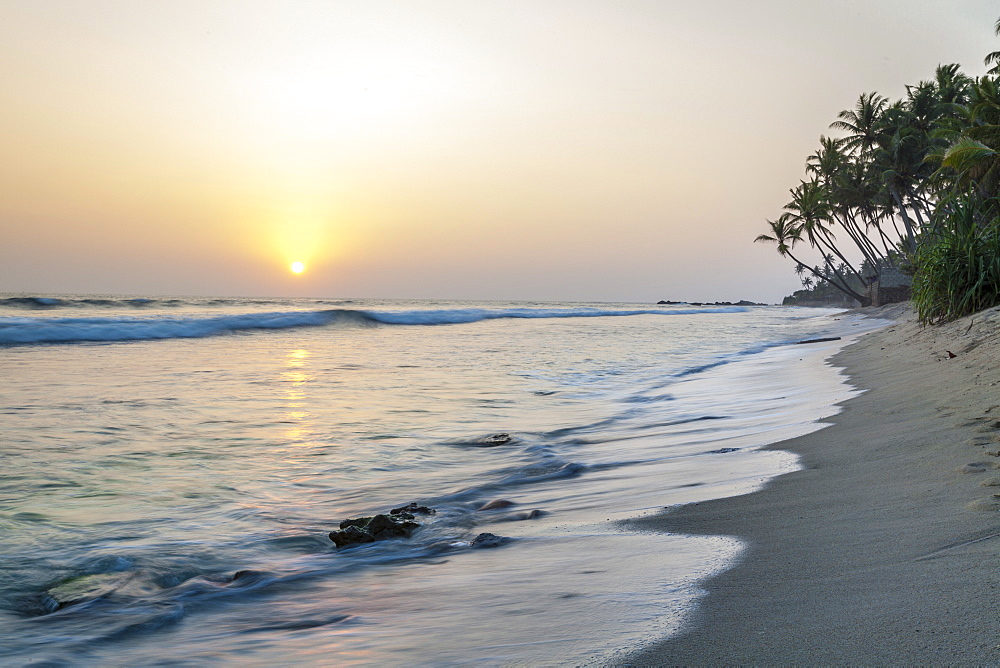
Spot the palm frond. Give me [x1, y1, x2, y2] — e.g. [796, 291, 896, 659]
[941, 136, 998, 173]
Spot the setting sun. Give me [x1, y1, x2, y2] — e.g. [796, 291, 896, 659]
[290, 261, 305, 274]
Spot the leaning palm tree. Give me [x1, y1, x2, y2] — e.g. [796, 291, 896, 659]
[754, 216, 804, 263]
[755, 216, 870, 305]
[783, 179, 864, 283]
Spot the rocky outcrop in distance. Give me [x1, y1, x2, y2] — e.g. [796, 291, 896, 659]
[657, 299, 767, 306]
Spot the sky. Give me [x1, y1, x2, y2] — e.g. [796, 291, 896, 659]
[2, 0, 999, 303]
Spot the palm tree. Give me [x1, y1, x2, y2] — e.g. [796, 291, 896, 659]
[783, 179, 863, 279]
[755, 216, 803, 261]
[934, 63, 972, 109]
[983, 18, 1000, 75]
[940, 76, 1000, 201]
[755, 216, 870, 305]
[830, 92, 888, 156]
[758, 23, 1000, 313]
[874, 117, 927, 251]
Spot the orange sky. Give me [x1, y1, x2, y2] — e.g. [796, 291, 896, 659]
[2, 0, 998, 302]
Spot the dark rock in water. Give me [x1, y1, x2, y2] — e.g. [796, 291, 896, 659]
[709, 447, 740, 454]
[471, 533, 509, 549]
[330, 504, 432, 548]
[329, 525, 378, 548]
[390, 502, 436, 516]
[476, 433, 514, 447]
[367, 513, 419, 539]
[478, 498, 516, 511]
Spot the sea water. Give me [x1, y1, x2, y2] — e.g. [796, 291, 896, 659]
[0, 296, 884, 665]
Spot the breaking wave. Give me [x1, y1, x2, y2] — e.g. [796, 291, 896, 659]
[0, 306, 750, 346]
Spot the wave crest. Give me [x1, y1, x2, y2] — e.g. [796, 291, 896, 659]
[0, 306, 750, 346]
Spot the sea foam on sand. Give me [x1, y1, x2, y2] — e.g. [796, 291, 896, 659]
[617, 303, 1000, 665]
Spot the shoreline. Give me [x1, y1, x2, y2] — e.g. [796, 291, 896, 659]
[615, 303, 1000, 664]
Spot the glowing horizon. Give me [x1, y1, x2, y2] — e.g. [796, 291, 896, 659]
[2, 1, 999, 303]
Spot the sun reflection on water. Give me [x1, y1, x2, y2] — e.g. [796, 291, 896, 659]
[281, 348, 315, 446]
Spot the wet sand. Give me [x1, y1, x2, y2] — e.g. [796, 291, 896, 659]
[617, 304, 1000, 665]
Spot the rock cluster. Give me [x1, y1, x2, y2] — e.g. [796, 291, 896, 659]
[328, 503, 435, 548]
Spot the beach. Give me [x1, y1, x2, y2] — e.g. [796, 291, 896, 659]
[618, 303, 1000, 664]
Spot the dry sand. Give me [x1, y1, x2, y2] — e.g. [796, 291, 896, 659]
[617, 303, 1000, 665]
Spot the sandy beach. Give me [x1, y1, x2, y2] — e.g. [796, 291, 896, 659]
[618, 304, 1000, 665]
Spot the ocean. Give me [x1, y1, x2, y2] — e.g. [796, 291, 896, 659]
[0, 296, 884, 665]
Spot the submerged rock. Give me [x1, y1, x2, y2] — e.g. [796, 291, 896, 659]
[470, 533, 509, 549]
[477, 498, 516, 511]
[230, 569, 271, 585]
[40, 571, 157, 612]
[477, 433, 514, 447]
[495, 508, 548, 522]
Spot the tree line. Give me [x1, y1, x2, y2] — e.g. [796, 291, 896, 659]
[756, 18, 1000, 322]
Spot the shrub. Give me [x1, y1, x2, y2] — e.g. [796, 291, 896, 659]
[912, 196, 1000, 323]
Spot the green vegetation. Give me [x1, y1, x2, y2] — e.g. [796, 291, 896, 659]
[757, 18, 1000, 322]
[911, 196, 1000, 322]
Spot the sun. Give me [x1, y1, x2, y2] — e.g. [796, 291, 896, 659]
[290, 261, 306, 274]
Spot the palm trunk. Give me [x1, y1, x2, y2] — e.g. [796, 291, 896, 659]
[816, 228, 865, 283]
[787, 252, 870, 306]
[890, 187, 917, 253]
[844, 209, 886, 267]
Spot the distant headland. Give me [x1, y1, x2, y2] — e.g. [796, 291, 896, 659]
[657, 299, 768, 307]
